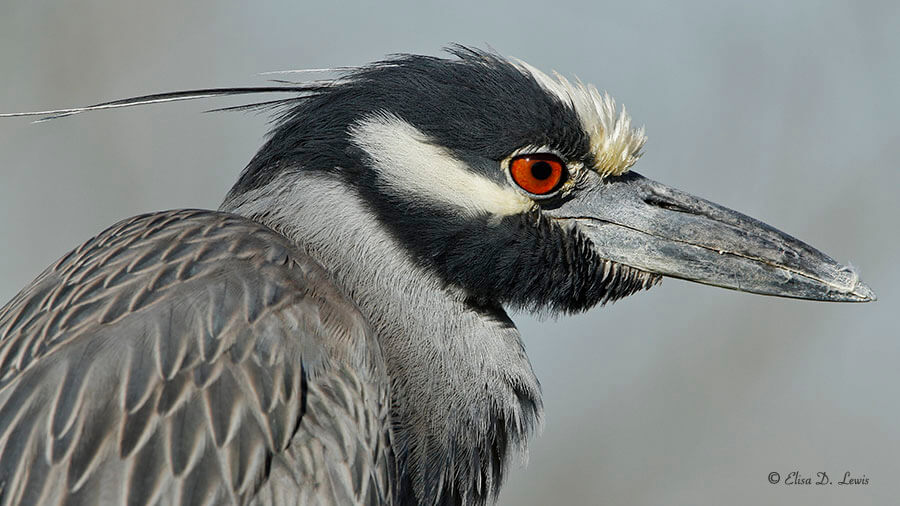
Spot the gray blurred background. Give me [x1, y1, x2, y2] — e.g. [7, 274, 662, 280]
[1, 1, 897, 504]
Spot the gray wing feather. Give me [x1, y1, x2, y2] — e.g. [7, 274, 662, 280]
[0, 210, 393, 505]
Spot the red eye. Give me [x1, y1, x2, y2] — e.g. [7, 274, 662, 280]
[509, 154, 566, 195]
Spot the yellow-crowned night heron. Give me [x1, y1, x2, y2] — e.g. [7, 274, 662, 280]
[0, 47, 875, 505]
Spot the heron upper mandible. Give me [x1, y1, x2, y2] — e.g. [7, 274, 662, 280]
[0, 47, 875, 505]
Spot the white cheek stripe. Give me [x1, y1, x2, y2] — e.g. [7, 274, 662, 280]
[350, 113, 533, 217]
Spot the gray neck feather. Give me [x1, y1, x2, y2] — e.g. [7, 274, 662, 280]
[221, 171, 542, 505]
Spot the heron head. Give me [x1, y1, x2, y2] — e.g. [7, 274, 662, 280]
[227, 47, 875, 311]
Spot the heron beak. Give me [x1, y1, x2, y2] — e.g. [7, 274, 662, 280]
[545, 171, 876, 302]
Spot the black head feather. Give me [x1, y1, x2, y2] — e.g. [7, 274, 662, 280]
[10, 46, 656, 312]
[228, 46, 591, 195]
[226, 46, 658, 313]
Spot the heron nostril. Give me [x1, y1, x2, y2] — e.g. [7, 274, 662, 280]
[643, 194, 697, 215]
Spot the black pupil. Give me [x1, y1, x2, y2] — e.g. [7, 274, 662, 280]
[531, 161, 553, 180]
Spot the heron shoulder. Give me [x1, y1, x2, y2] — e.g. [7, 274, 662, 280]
[0, 209, 393, 505]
